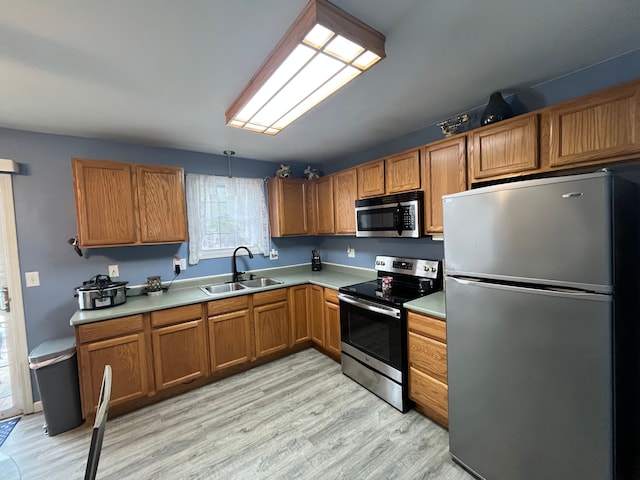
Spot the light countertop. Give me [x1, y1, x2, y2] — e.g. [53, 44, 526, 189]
[70, 263, 377, 326]
[404, 291, 446, 319]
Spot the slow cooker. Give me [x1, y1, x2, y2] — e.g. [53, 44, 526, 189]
[74, 274, 128, 310]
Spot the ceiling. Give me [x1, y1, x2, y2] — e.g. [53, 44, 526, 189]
[2, 1, 640, 164]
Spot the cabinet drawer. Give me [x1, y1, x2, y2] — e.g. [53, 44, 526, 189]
[324, 288, 339, 305]
[151, 304, 203, 328]
[253, 288, 287, 306]
[207, 295, 250, 316]
[77, 314, 144, 344]
[408, 311, 446, 343]
[409, 366, 448, 427]
[408, 332, 447, 384]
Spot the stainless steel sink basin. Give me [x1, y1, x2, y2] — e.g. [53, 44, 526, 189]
[239, 277, 284, 288]
[200, 282, 248, 295]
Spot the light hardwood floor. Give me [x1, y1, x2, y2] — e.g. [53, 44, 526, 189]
[1, 349, 474, 479]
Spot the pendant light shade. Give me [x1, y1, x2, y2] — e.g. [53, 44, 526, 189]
[226, 0, 386, 135]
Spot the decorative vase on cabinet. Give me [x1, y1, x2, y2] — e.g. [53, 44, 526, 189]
[480, 91, 513, 126]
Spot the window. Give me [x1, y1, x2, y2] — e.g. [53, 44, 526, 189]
[186, 174, 269, 264]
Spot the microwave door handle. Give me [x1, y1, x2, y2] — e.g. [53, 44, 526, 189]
[395, 204, 403, 235]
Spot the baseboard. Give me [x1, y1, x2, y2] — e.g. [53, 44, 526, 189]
[32, 401, 42, 413]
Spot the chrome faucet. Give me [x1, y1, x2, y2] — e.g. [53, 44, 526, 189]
[232, 246, 254, 282]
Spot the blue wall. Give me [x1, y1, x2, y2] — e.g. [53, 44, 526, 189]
[3, 48, 640, 401]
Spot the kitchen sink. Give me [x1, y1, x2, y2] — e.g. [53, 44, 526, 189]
[239, 277, 284, 288]
[200, 282, 248, 295]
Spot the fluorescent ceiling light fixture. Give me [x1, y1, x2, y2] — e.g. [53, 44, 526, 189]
[226, 0, 385, 135]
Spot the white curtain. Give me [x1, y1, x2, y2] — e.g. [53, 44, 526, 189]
[186, 174, 270, 265]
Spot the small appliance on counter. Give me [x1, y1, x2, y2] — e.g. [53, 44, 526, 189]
[145, 275, 164, 296]
[74, 274, 128, 310]
[311, 249, 322, 271]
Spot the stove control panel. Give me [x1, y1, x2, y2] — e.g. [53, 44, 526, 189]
[374, 255, 441, 279]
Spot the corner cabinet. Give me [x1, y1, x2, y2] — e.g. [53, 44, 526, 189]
[312, 176, 335, 235]
[72, 158, 187, 248]
[332, 168, 357, 234]
[407, 311, 448, 427]
[268, 177, 308, 236]
[76, 314, 152, 417]
[421, 136, 467, 234]
[289, 285, 311, 346]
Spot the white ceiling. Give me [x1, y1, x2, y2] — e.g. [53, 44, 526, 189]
[2, 0, 640, 164]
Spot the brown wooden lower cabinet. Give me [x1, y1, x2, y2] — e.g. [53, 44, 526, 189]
[407, 310, 448, 427]
[289, 285, 311, 345]
[151, 303, 208, 391]
[254, 289, 289, 358]
[76, 314, 151, 418]
[309, 285, 325, 345]
[208, 296, 252, 372]
[324, 288, 341, 358]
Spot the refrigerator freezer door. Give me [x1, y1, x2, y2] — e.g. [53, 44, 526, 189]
[446, 276, 613, 480]
[443, 172, 612, 292]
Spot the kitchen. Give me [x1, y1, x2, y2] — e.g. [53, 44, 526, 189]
[1, 1, 640, 479]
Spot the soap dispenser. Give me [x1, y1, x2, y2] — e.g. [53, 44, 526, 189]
[312, 249, 322, 271]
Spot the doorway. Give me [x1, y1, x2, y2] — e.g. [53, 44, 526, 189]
[0, 171, 32, 419]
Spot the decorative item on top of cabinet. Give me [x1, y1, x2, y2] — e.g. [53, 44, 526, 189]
[150, 304, 208, 391]
[480, 91, 513, 126]
[76, 314, 151, 418]
[333, 168, 357, 234]
[253, 288, 289, 358]
[267, 177, 308, 237]
[468, 112, 539, 183]
[437, 114, 470, 137]
[208, 296, 252, 372]
[407, 311, 448, 427]
[421, 136, 467, 234]
[385, 149, 421, 193]
[357, 159, 385, 198]
[71, 158, 187, 248]
[541, 79, 640, 169]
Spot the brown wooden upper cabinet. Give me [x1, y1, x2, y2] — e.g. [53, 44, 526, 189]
[357, 159, 385, 198]
[541, 80, 640, 168]
[72, 158, 187, 248]
[421, 136, 467, 234]
[468, 113, 539, 183]
[268, 177, 308, 237]
[313, 176, 335, 235]
[332, 168, 357, 234]
[385, 149, 421, 193]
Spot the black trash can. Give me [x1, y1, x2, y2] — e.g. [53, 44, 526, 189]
[28, 336, 83, 435]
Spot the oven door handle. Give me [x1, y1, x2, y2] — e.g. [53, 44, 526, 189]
[338, 294, 402, 319]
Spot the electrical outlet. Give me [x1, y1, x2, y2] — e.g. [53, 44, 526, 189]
[173, 256, 186, 274]
[270, 249, 279, 260]
[108, 265, 119, 277]
[25, 271, 40, 287]
[348, 247, 355, 258]
[180, 258, 186, 270]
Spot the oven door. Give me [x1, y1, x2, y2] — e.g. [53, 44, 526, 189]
[338, 293, 405, 380]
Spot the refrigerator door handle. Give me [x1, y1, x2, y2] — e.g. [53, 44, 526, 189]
[447, 276, 611, 301]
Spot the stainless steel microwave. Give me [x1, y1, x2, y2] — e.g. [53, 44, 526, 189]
[355, 191, 423, 238]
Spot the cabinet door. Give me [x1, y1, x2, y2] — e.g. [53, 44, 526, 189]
[314, 175, 335, 234]
[289, 285, 310, 345]
[268, 177, 308, 236]
[72, 158, 137, 247]
[306, 180, 318, 236]
[254, 301, 289, 358]
[333, 168, 357, 234]
[544, 81, 640, 168]
[409, 366, 448, 427]
[324, 298, 341, 358]
[136, 165, 188, 244]
[309, 285, 325, 345]
[468, 113, 539, 182]
[421, 136, 467, 234]
[209, 308, 252, 371]
[152, 319, 208, 390]
[78, 332, 150, 417]
[385, 149, 420, 193]
[357, 159, 385, 198]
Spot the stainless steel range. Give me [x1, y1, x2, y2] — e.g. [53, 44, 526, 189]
[338, 255, 442, 412]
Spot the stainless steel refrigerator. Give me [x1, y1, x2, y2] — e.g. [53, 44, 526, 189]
[442, 171, 639, 480]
